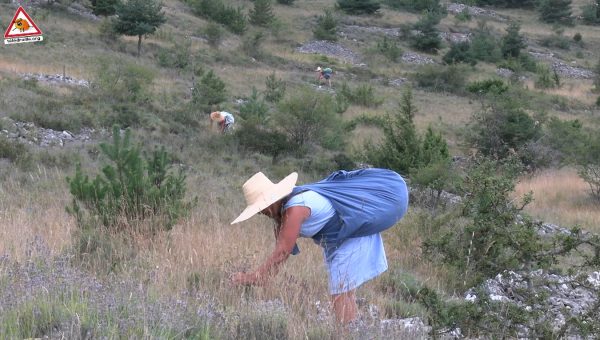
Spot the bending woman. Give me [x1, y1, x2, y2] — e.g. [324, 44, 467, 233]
[230, 168, 409, 324]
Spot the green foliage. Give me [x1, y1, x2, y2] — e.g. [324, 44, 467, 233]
[573, 32, 582, 42]
[91, 0, 118, 16]
[534, 64, 560, 89]
[203, 22, 224, 48]
[337, 82, 383, 107]
[336, 0, 381, 15]
[469, 23, 502, 62]
[455, 7, 472, 22]
[474, 0, 535, 7]
[501, 22, 526, 59]
[594, 58, 600, 92]
[467, 79, 509, 96]
[272, 88, 344, 151]
[235, 311, 288, 340]
[376, 36, 402, 62]
[468, 96, 541, 161]
[385, 0, 444, 13]
[113, 0, 166, 56]
[235, 123, 292, 160]
[363, 87, 450, 181]
[0, 135, 31, 168]
[192, 70, 227, 112]
[581, 0, 600, 24]
[155, 41, 191, 69]
[575, 132, 600, 199]
[241, 31, 265, 59]
[249, 0, 275, 27]
[538, 0, 573, 25]
[264, 72, 286, 103]
[240, 87, 269, 124]
[313, 9, 338, 41]
[540, 28, 571, 50]
[277, 0, 295, 4]
[187, 0, 246, 35]
[410, 12, 442, 53]
[443, 42, 476, 65]
[67, 126, 193, 230]
[92, 57, 155, 107]
[413, 64, 468, 94]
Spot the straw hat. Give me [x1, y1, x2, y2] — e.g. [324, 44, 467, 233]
[316, 66, 322, 72]
[210, 111, 224, 122]
[231, 172, 298, 224]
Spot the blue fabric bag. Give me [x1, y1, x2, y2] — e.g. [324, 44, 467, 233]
[288, 168, 409, 255]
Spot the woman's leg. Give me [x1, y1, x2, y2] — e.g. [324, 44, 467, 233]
[331, 290, 357, 324]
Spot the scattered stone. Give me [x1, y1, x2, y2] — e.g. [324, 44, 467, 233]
[447, 3, 508, 21]
[388, 78, 409, 87]
[296, 40, 362, 65]
[67, 2, 100, 21]
[401, 52, 435, 65]
[528, 51, 595, 79]
[21, 73, 90, 87]
[440, 32, 471, 44]
[340, 24, 401, 39]
[1, 119, 97, 147]
[465, 270, 600, 337]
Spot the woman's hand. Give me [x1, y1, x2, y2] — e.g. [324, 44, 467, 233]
[230, 271, 261, 286]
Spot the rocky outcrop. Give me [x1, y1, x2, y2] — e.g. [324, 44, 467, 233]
[447, 3, 508, 21]
[1, 119, 97, 147]
[21, 73, 90, 87]
[529, 51, 595, 79]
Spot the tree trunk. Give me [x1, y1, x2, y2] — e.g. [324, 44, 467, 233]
[137, 35, 142, 57]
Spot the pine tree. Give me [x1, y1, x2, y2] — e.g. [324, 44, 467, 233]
[313, 9, 338, 41]
[192, 70, 227, 111]
[249, 0, 275, 27]
[113, 0, 166, 57]
[91, 0, 119, 16]
[410, 12, 442, 53]
[337, 0, 381, 15]
[501, 22, 526, 58]
[538, 0, 573, 25]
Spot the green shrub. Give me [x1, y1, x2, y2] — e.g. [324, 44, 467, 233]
[385, 0, 444, 14]
[241, 31, 265, 59]
[501, 22, 526, 58]
[277, 0, 294, 4]
[336, 0, 380, 15]
[92, 0, 119, 16]
[264, 72, 286, 103]
[413, 64, 467, 94]
[203, 22, 224, 48]
[581, 0, 600, 24]
[236, 122, 292, 160]
[469, 23, 502, 62]
[337, 82, 383, 107]
[273, 88, 344, 151]
[540, 28, 571, 50]
[573, 32, 582, 43]
[93, 57, 155, 104]
[192, 70, 227, 112]
[534, 64, 560, 89]
[410, 12, 442, 53]
[313, 9, 337, 41]
[155, 41, 191, 69]
[455, 7, 472, 21]
[376, 36, 402, 62]
[443, 42, 476, 65]
[66, 126, 193, 230]
[187, 0, 246, 35]
[0, 135, 31, 167]
[240, 88, 269, 123]
[249, 0, 275, 27]
[538, 0, 573, 25]
[467, 79, 509, 96]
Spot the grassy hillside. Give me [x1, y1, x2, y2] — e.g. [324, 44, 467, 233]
[1, 0, 599, 338]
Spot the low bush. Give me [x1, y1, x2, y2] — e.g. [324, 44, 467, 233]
[313, 9, 337, 41]
[413, 64, 468, 94]
[66, 126, 194, 230]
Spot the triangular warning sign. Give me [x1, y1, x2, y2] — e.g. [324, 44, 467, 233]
[4, 6, 43, 39]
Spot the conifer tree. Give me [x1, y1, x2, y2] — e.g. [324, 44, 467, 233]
[192, 70, 227, 111]
[113, 0, 166, 57]
[538, 0, 573, 25]
[313, 9, 338, 41]
[91, 0, 119, 16]
[501, 22, 526, 58]
[410, 12, 442, 53]
[249, 0, 275, 27]
[337, 0, 381, 15]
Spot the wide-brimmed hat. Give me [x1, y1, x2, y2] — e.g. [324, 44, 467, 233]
[231, 172, 298, 224]
[210, 111, 224, 122]
[316, 66, 322, 71]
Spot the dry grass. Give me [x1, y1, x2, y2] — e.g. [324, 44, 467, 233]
[514, 168, 600, 233]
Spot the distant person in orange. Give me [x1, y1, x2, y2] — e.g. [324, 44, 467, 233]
[316, 66, 333, 87]
[210, 111, 235, 134]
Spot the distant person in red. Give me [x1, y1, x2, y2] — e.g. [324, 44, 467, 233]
[316, 66, 333, 87]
